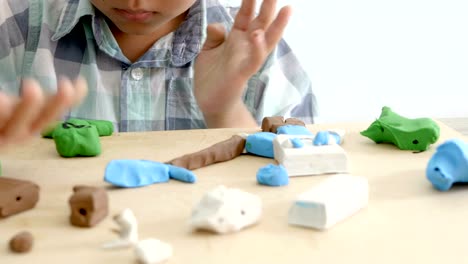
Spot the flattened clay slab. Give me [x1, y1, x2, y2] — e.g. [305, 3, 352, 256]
[0, 178, 39, 218]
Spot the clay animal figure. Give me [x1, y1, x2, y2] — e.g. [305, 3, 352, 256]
[42, 118, 113, 157]
[426, 139, 468, 191]
[189, 185, 262, 234]
[0, 178, 39, 218]
[361, 106, 440, 151]
[104, 160, 196, 188]
[102, 208, 139, 249]
[101, 208, 173, 263]
[53, 121, 102, 157]
[69, 186, 108, 227]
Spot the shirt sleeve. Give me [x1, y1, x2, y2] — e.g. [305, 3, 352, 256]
[242, 39, 317, 124]
[0, 0, 29, 94]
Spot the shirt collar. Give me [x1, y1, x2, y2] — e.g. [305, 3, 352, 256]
[51, 0, 95, 41]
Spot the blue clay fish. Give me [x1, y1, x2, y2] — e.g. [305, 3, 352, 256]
[426, 139, 468, 191]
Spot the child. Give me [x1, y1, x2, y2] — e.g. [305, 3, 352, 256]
[0, 0, 315, 146]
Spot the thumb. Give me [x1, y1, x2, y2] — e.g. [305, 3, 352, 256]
[202, 23, 226, 51]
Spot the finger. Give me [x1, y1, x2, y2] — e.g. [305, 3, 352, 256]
[1, 79, 45, 140]
[72, 76, 88, 106]
[251, 0, 276, 30]
[202, 24, 227, 50]
[30, 77, 75, 133]
[248, 29, 269, 65]
[233, 0, 256, 31]
[264, 5, 292, 50]
[0, 92, 16, 131]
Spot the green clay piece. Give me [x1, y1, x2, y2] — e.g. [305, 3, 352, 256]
[42, 119, 113, 138]
[53, 121, 102, 157]
[67, 119, 114, 136]
[360, 106, 440, 151]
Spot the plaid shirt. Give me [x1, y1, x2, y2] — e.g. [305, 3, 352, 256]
[0, 0, 316, 132]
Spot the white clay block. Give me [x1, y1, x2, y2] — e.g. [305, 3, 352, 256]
[273, 134, 349, 177]
[102, 208, 139, 249]
[189, 185, 262, 234]
[134, 238, 173, 264]
[288, 174, 369, 230]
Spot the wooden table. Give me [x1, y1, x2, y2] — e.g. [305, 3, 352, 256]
[1, 121, 467, 264]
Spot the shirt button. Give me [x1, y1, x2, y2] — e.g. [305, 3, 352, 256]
[131, 67, 144, 80]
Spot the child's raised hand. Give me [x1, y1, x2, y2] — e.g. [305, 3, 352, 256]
[0, 77, 87, 146]
[194, 0, 291, 126]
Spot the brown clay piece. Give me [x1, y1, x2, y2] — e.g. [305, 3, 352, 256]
[9, 231, 34, 253]
[69, 185, 108, 227]
[168, 135, 246, 170]
[0, 177, 40, 218]
[261, 116, 285, 133]
[262, 116, 306, 133]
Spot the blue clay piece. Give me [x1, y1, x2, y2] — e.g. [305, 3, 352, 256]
[313, 131, 342, 145]
[291, 138, 304, 148]
[104, 160, 170, 187]
[313, 131, 330, 145]
[105, 160, 196, 187]
[167, 164, 197, 183]
[276, 125, 313, 136]
[245, 132, 277, 158]
[256, 164, 289, 186]
[426, 139, 468, 191]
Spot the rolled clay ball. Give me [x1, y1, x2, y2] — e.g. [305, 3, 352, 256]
[9, 231, 34, 253]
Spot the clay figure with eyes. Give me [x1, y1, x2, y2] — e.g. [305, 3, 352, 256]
[361, 106, 440, 151]
[426, 139, 468, 191]
[189, 186, 262, 234]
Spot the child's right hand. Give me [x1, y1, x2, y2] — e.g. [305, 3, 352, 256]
[0, 77, 87, 147]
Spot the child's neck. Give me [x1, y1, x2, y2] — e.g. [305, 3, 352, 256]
[110, 12, 187, 63]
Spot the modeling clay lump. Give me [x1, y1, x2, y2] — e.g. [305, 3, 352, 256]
[42, 119, 114, 138]
[189, 185, 262, 234]
[53, 121, 102, 157]
[69, 185, 108, 227]
[426, 139, 468, 191]
[168, 135, 246, 170]
[361, 106, 439, 151]
[44, 119, 113, 157]
[0, 178, 39, 218]
[261, 116, 306, 133]
[104, 160, 196, 188]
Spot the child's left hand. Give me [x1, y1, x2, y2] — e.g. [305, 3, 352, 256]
[194, 0, 291, 127]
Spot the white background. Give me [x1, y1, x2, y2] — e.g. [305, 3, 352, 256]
[221, 0, 468, 123]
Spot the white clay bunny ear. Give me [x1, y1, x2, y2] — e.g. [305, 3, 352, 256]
[102, 208, 139, 250]
[189, 185, 262, 234]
